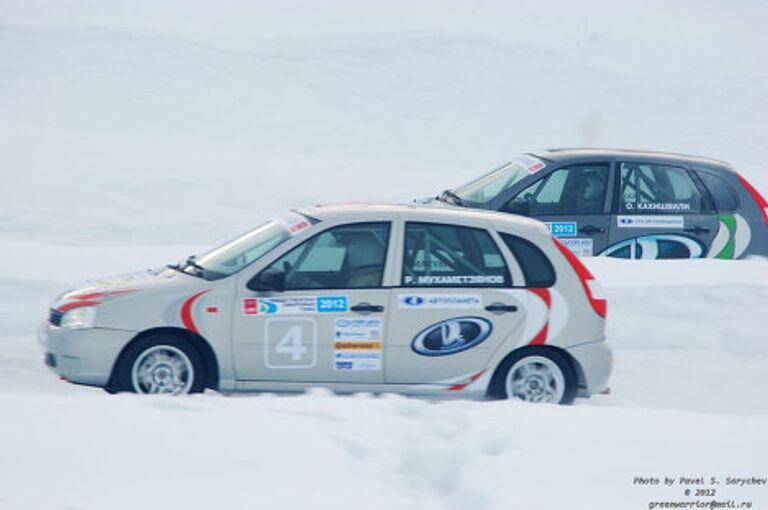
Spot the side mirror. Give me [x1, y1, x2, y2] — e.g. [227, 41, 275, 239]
[247, 267, 285, 292]
[505, 198, 531, 216]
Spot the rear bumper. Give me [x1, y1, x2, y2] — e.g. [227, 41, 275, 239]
[38, 322, 136, 387]
[566, 341, 613, 396]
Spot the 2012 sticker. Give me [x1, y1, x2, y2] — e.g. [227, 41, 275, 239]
[546, 222, 577, 237]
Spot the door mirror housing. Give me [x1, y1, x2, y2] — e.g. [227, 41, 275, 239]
[247, 267, 286, 292]
[505, 198, 531, 216]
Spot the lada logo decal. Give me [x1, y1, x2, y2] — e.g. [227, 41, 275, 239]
[411, 317, 492, 356]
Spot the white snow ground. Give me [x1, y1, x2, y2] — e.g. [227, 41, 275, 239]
[1, 1, 768, 508]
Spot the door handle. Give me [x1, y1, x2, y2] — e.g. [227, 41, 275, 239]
[579, 225, 605, 235]
[350, 302, 384, 313]
[484, 303, 518, 313]
[684, 226, 711, 234]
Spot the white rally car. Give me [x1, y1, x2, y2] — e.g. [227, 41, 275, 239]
[40, 204, 612, 404]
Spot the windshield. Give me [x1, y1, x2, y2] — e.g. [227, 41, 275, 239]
[192, 212, 313, 278]
[453, 155, 546, 203]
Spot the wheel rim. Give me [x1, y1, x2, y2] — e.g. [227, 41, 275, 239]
[131, 345, 194, 395]
[506, 355, 565, 403]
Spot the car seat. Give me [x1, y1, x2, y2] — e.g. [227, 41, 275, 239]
[344, 233, 385, 288]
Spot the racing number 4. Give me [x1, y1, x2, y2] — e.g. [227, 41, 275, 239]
[275, 326, 307, 361]
[264, 318, 317, 369]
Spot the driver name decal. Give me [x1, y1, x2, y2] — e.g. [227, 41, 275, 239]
[404, 275, 504, 286]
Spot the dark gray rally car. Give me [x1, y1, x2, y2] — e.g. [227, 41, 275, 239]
[432, 149, 768, 259]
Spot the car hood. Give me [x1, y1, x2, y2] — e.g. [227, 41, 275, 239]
[51, 267, 195, 311]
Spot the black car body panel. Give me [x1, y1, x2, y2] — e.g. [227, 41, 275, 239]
[439, 149, 768, 259]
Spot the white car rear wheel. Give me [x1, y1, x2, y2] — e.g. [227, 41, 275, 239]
[492, 349, 577, 405]
[506, 355, 566, 403]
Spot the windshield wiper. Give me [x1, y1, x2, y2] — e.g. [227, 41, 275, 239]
[438, 189, 464, 205]
[168, 256, 205, 278]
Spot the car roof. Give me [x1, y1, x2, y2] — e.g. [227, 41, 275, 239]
[299, 202, 548, 235]
[531, 147, 732, 171]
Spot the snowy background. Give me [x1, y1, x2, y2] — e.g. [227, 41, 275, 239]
[1, 1, 767, 508]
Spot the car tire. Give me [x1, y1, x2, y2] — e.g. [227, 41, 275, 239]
[490, 348, 577, 405]
[111, 334, 206, 395]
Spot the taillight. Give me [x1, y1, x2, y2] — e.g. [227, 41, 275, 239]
[737, 174, 768, 227]
[553, 237, 607, 318]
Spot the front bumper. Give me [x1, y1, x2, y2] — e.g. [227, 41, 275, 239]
[566, 341, 613, 396]
[38, 322, 136, 387]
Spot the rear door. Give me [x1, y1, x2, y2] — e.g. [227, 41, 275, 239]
[607, 162, 718, 258]
[385, 221, 527, 384]
[502, 163, 612, 256]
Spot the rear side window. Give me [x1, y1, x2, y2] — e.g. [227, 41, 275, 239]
[500, 234, 556, 287]
[619, 163, 704, 213]
[402, 222, 510, 287]
[697, 171, 739, 212]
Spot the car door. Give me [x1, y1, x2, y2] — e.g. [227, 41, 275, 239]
[501, 163, 612, 256]
[231, 221, 394, 383]
[385, 221, 527, 385]
[606, 162, 718, 258]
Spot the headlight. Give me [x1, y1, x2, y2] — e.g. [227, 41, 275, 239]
[60, 306, 97, 330]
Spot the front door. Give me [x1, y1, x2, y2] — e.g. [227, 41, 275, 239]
[386, 222, 527, 384]
[232, 222, 392, 382]
[503, 163, 612, 257]
[606, 162, 718, 258]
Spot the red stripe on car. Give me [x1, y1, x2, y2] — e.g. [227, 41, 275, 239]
[57, 300, 101, 312]
[527, 288, 551, 345]
[448, 369, 487, 391]
[737, 174, 768, 226]
[553, 238, 607, 318]
[181, 290, 209, 334]
[71, 292, 104, 300]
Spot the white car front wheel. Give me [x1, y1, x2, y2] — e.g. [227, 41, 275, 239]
[112, 335, 206, 395]
[131, 344, 195, 395]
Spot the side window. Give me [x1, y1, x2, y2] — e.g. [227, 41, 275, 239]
[263, 222, 390, 290]
[620, 163, 703, 213]
[697, 170, 739, 212]
[500, 234, 555, 287]
[402, 222, 510, 287]
[507, 164, 609, 215]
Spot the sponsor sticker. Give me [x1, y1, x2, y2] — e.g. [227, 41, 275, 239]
[333, 317, 382, 370]
[243, 298, 259, 315]
[398, 294, 483, 309]
[558, 238, 593, 257]
[242, 296, 348, 315]
[280, 212, 312, 236]
[515, 154, 546, 173]
[404, 275, 505, 286]
[617, 215, 684, 229]
[545, 222, 577, 237]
